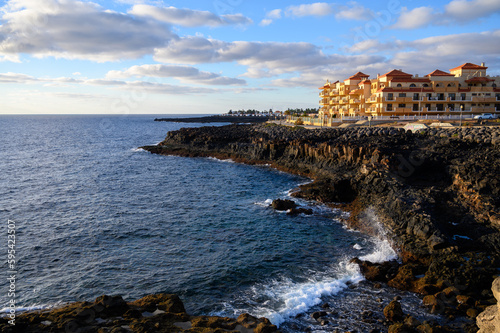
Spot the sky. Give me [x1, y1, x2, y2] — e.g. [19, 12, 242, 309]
[0, 0, 499, 114]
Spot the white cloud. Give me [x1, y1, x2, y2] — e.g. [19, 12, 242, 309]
[106, 64, 246, 85]
[267, 9, 283, 19]
[335, 3, 374, 20]
[129, 5, 252, 27]
[154, 37, 342, 77]
[262, 2, 373, 25]
[260, 8, 282, 26]
[259, 19, 273, 26]
[392, 0, 500, 29]
[391, 6, 434, 29]
[0, 0, 175, 62]
[346, 39, 383, 53]
[0, 71, 224, 95]
[445, 0, 500, 22]
[373, 30, 500, 75]
[285, 3, 334, 17]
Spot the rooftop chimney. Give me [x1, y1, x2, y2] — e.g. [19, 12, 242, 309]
[481, 62, 485, 67]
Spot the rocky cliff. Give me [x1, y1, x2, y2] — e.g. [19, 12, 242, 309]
[142, 123, 500, 331]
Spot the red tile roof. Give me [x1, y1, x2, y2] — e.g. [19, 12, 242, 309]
[349, 71, 370, 79]
[359, 79, 371, 85]
[377, 87, 434, 93]
[390, 78, 431, 82]
[465, 76, 494, 83]
[450, 63, 487, 71]
[426, 69, 455, 77]
[380, 69, 413, 78]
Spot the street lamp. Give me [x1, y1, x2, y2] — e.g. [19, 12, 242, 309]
[460, 104, 464, 126]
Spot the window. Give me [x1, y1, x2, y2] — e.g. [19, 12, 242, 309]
[461, 93, 467, 101]
[448, 104, 454, 111]
[437, 104, 444, 111]
[423, 83, 429, 87]
[397, 83, 402, 87]
[398, 93, 406, 97]
[387, 93, 394, 100]
[425, 104, 431, 110]
[410, 84, 416, 88]
[436, 83, 440, 87]
[387, 104, 393, 111]
[449, 93, 456, 101]
[413, 104, 419, 111]
[398, 103, 406, 108]
[438, 93, 445, 100]
[413, 93, 420, 100]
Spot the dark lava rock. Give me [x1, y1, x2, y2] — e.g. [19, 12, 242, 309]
[0, 294, 280, 333]
[384, 300, 405, 322]
[271, 198, 297, 211]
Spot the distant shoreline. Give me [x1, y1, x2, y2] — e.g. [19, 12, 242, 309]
[154, 115, 274, 123]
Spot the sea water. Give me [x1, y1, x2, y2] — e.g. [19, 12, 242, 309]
[0, 115, 432, 332]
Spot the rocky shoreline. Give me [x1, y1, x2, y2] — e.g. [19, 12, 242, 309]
[4, 123, 498, 332]
[0, 294, 278, 333]
[140, 123, 500, 332]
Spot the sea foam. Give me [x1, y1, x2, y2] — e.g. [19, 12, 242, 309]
[240, 233, 396, 327]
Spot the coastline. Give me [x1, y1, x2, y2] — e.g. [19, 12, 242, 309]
[140, 122, 500, 332]
[3, 121, 499, 332]
[154, 115, 272, 123]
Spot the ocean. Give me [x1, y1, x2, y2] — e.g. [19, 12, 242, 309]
[0, 115, 433, 332]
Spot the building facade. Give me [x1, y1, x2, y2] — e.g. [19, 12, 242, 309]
[319, 63, 500, 119]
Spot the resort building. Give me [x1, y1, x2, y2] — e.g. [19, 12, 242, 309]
[319, 63, 500, 119]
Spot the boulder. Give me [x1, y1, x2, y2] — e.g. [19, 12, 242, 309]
[129, 293, 186, 313]
[271, 199, 297, 211]
[384, 300, 404, 322]
[476, 277, 500, 332]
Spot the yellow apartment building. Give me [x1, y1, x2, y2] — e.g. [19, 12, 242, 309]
[319, 63, 500, 119]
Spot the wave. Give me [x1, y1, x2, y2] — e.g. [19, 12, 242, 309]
[0, 302, 65, 316]
[207, 157, 235, 163]
[254, 199, 273, 207]
[226, 232, 397, 327]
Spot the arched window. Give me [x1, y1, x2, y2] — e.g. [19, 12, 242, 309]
[493, 83, 497, 88]
[397, 83, 402, 87]
[423, 83, 429, 87]
[435, 83, 440, 87]
[410, 84, 416, 88]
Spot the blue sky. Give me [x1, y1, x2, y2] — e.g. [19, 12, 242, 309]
[1, 0, 499, 114]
